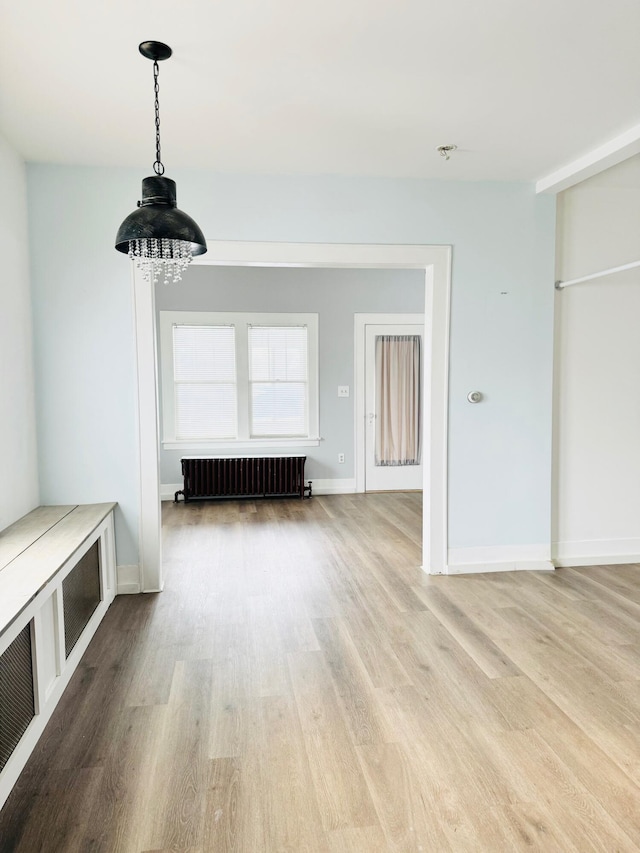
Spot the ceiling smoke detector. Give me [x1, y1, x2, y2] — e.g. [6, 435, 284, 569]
[437, 144, 458, 161]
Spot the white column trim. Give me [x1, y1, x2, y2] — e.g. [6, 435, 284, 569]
[134, 241, 451, 585]
[424, 260, 451, 575]
[132, 266, 162, 592]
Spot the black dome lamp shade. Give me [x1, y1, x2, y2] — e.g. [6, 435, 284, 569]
[115, 41, 207, 283]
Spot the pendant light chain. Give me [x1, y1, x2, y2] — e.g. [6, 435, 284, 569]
[153, 60, 164, 176]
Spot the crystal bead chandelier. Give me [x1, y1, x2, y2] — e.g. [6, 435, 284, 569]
[115, 41, 207, 284]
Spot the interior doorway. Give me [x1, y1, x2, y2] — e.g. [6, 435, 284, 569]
[133, 242, 451, 592]
[364, 320, 424, 492]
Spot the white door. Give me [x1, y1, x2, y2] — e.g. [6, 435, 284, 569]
[365, 323, 423, 491]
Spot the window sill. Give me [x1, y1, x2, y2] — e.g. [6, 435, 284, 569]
[162, 438, 321, 452]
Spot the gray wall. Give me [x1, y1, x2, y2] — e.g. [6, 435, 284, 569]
[26, 164, 555, 565]
[156, 265, 425, 484]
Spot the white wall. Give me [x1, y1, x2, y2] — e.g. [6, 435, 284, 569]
[553, 153, 640, 565]
[27, 165, 555, 566]
[0, 131, 38, 528]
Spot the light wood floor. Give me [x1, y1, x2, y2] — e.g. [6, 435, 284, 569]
[2, 493, 640, 851]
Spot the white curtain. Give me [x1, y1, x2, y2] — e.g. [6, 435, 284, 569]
[375, 335, 421, 466]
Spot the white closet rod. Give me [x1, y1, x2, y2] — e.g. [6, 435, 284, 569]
[555, 260, 640, 290]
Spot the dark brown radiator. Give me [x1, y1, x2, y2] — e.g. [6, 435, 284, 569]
[175, 456, 312, 502]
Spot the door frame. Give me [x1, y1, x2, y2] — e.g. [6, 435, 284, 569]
[356, 314, 425, 493]
[133, 241, 451, 590]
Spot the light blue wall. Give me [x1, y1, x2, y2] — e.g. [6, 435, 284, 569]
[27, 164, 555, 563]
[156, 265, 425, 484]
[27, 167, 140, 564]
[0, 131, 38, 529]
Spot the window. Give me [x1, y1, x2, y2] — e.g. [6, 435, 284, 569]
[160, 311, 319, 448]
[173, 325, 237, 440]
[249, 326, 308, 437]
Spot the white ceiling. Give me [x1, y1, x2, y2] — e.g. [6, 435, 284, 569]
[1, 0, 638, 183]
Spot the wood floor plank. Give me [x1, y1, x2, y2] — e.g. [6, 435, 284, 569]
[3, 494, 640, 852]
[376, 685, 515, 850]
[495, 729, 639, 852]
[322, 549, 411, 646]
[331, 603, 411, 689]
[0, 766, 103, 853]
[208, 691, 249, 761]
[356, 741, 453, 852]
[206, 702, 268, 852]
[33, 767, 105, 853]
[253, 695, 329, 852]
[141, 848, 204, 852]
[311, 616, 395, 746]
[531, 566, 608, 601]
[486, 575, 640, 681]
[574, 721, 640, 788]
[202, 757, 244, 853]
[486, 605, 640, 729]
[140, 659, 214, 851]
[326, 825, 389, 852]
[486, 673, 575, 731]
[576, 563, 640, 602]
[265, 575, 321, 654]
[569, 597, 640, 646]
[488, 802, 582, 853]
[32, 656, 133, 774]
[392, 609, 515, 731]
[412, 583, 522, 679]
[287, 650, 379, 832]
[79, 704, 168, 852]
[537, 715, 640, 843]
[247, 594, 291, 698]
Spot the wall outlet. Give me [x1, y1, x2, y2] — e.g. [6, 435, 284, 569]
[338, 453, 345, 464]
[338, 386, 350, 397]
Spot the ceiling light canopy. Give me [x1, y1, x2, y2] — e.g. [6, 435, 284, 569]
[436, 144, 457, 161]
[115, 41, 207, 284]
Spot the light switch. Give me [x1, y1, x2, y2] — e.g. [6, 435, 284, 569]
[338, 386, 350, 397]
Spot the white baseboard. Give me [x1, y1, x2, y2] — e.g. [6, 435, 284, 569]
[161, 483, 183, 501]
[311, 478, 356, 495]
[447, 544, 554, 575]
[117, 564, 141, 594]
[161, 478, 357, 500]
[553, 538, 640, 568]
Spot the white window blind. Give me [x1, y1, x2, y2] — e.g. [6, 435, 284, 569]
[248, 326, 308, 437]
[173, 325, 237, 440]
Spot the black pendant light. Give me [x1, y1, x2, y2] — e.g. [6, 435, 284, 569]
[115, 41, 207, 283]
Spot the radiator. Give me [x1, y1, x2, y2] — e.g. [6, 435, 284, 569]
[175, 456, 312, 502]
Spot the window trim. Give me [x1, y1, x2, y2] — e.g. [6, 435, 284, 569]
[159, 310, 320, 450]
